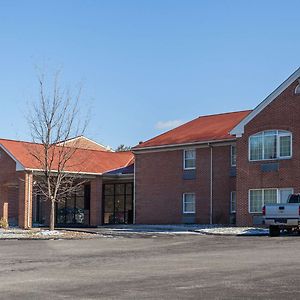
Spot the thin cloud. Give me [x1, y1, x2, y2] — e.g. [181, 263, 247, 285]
[155, 119, 184, 130]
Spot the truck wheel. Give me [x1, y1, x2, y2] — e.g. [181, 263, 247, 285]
[269, 226, 280, 237]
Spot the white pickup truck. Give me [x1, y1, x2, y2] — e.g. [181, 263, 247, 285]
[263, 194, 300, 236]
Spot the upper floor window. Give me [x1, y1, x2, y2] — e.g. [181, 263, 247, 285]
[231, 145, 236, 166]
[249, 130, 292, 161]
[184, 149, 196, 169]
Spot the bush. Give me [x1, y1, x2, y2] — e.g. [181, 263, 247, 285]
[0, 218, 8, 229]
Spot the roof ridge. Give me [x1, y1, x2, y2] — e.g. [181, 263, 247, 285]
[0, 138, 132, 155]
[198, 109, 252, 119]
[0, 138, 42, 145]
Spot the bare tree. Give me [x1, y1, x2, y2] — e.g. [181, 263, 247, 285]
[115, 144, 131, 152]
[27, 71, 88, 231]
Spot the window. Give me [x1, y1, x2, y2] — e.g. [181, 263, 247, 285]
[295, 81, 300, 94]
[183, 193, 195, 214]
[279, 188, 294, 204]
[231, 145, 237, 166]
[249, 130, 292, 161]
[184, 149, 196, 169]
[249, 188, 293, 213]
[230, 191, 236, 213]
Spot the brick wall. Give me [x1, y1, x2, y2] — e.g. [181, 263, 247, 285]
[90, 176, 103, 226]
[18, 172, 33, 229]
[135, 144, 235, 224]
[0, 148, 22, 225]
[236, 80, 300, 226]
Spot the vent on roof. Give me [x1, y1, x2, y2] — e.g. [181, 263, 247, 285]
[295, 78, 300, 94]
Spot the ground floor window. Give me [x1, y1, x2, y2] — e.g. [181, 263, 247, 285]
[103, 183, 133, 224]
[249, 188, 293, 213]
[33, 184, 91, 226]
[183, 193, 195, 214]
[230, 191, 236, 213]
[56, 184, 90, 226]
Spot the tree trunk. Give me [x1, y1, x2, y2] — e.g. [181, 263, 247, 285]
[49, 200, 55, 231]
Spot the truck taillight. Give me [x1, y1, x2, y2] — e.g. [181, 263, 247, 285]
[262, 206, 266, 216]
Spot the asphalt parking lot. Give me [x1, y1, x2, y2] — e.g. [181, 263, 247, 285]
[0, 234, 299, 299]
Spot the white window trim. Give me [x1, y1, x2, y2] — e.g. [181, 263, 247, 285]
[248, 130, 292, 162]
[230, 191, 236, 213]
[183, 149, 196, 170]
[182, 193, 196, 214]
[248, 187, 294, 213]
[231, 145, 236, 167]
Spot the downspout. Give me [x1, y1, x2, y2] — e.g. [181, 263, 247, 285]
[27, 172, 32, 229]
[209, 143, 213, 225]
[133, 159, 136, 224]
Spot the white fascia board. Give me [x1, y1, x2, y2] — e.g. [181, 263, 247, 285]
[230, 67, 300, 137]
[132, 138, 236, 153]
[25, 168, 102, 176]
[0, 144, 25, 171]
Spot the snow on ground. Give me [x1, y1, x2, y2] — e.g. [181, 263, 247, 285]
[0, 225, 269, 239]
[37, 230, 63, 236]
[0, 228, 64, 239]
[194, 226, 268, 236]
[99, 224, 269, 236]
[0, 228, 93, 239]
[0, 229, 29, 239]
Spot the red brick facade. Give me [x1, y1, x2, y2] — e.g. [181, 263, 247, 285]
[135, 144, 235, 225]
[1, 72, 300, 228]
[0, 149, 22, 226]
[236, 80, 300, 226]
[135, 72, 300, 227]
[90, 177, 103, 226]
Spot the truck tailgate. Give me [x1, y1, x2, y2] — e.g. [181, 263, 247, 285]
[264, 203, 299, 225]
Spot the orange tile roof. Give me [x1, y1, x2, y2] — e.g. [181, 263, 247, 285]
[0, 139, 133, 174]
[134, 110, 252, 149]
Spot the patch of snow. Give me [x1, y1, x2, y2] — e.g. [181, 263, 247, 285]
[195, 227, 268, 236]
[100, 224, 268, 236]
[37, 230, 63, 236]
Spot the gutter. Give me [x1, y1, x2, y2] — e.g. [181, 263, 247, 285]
[102, 174, 134, 180]
[132, 138, 236, 153]
[133, 162, 136, 224]
[27, 171, 33, 229]
[24, 168, 102, 176]
[209, 143, 213, 225]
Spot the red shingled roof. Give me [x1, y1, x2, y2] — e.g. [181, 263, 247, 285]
[134, 110, 252, 149]
[0, 139, 133, 174]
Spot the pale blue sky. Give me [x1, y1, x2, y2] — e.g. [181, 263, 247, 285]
[0, 0, 299, 149]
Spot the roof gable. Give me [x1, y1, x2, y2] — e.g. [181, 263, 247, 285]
[58, 136, 113, 152]
[230, 67, 300, 137]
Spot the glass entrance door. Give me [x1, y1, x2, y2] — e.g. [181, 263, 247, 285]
[103, 183, 133, 224]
